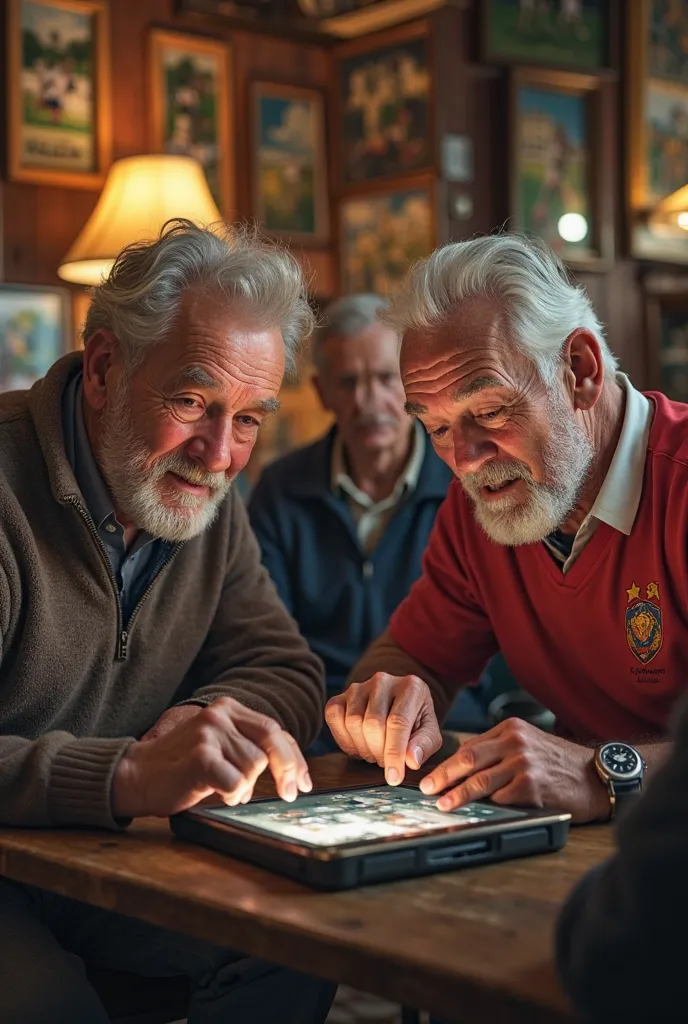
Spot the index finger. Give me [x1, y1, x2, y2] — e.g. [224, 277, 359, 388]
[382, 686, 425, 786]
[239, 715, 311, 802]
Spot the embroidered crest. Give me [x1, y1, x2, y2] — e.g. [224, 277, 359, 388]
[626, 582, 663, 664]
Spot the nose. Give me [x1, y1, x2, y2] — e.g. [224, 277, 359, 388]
[452, 420, 498, 475]
[185, 418, 233, 475]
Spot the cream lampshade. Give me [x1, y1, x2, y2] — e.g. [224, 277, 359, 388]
[57, 154, 223, 286]
[648, 183, 688, 235]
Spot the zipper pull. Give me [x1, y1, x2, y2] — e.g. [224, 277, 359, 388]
[119, 630, 128, 660]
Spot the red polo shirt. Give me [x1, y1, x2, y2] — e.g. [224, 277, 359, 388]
[388, 392, 688, 742]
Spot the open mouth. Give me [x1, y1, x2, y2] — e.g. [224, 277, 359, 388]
[481, 479, 521, 500]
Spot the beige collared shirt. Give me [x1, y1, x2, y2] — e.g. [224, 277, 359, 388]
[332, 422, 426, 552]
[543, 373, 653, 573]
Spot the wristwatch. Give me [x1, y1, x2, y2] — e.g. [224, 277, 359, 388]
[594, 742, 645, 819]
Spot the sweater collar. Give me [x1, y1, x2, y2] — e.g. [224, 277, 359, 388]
[28, 351, 85, 502]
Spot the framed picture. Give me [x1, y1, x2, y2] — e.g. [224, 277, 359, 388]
[340, 183, 435, 293]
[644, 274, 688, 398]
[510, 68, 614, 270]
[251, 82, 329, 244]
[627, 0, 688, 262]
[0, 284, 70, 392]
[6, 0, 111, 188]
[337, 25, 432, 186]
[148, 29, 233, 215]
[482, 0, 611, 71]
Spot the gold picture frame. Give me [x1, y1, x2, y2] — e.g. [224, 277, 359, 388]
[627, 0, 688, 263]
[148, 28, 234, 216]
[7, 0, 111, 189]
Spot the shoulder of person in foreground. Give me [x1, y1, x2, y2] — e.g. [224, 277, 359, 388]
[186, 485, 326, 750]
[556, 694, 688, 1023]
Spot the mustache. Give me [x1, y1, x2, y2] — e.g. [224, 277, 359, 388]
[461, 459, 535, 492]
[153, 452, 228, 493]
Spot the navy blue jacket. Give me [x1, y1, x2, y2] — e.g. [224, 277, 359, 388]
[248, 428, 452, 697]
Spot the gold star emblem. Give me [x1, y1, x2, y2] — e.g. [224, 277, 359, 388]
[626, 583, 640, 602]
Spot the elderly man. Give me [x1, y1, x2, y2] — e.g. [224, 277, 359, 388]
[326, 233, 685, 825]
[0, 220, 334, 1022]
[248, 294, 498, 749]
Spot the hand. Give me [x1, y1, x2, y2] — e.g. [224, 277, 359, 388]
[140, 704, 203, 742]
[419, 718, 611, 824]
[112, 696, 312, 819]
[325, 673, 442, 786]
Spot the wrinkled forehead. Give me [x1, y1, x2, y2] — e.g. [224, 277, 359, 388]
[400, 305, 514, 382]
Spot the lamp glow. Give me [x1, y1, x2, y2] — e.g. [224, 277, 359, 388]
[648, 184, 688, 237]
[57, 154, 223, 286]
[557, 213, 588, 243]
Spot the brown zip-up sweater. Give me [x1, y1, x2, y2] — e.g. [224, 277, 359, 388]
[0, 353, 325, 829]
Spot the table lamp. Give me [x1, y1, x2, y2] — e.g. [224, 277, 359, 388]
[648, 183, 688, 236]
[57, 154, 223, 286]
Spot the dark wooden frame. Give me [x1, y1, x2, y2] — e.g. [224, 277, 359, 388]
[6, 0, 112, 189]
[148, 27, 234, 217]
[338, 172, 438, 293]
[626, 0, 688, 263]
[509, 66, 614, 272]
[250, 79, 330, 246]
[481, 0, 617, 73]
[333, 20, 435, 193]
[643, 272, 688, 393]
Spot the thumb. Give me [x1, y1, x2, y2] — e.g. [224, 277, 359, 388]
[406, 712, 442, 770]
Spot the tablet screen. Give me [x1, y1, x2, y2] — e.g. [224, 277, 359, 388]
[199, 786, 528, 848]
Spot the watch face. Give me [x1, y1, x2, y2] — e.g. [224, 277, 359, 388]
[600, 743, 641, 779]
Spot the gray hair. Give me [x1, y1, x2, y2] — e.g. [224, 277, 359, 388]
[381, 233, 617, 383]
[83, 218, 314, 377]
[311, 293, 390, 371]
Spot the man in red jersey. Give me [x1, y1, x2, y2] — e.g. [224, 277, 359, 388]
[325, 233, 684, 824]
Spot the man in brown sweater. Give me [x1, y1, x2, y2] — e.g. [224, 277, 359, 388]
[0, 220, 335, 1022]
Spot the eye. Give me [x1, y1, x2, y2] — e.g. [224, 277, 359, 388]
[236, 415, 261, 428]
[172, 396, 205, 419]
[476, 406, 506, 423]
[432, 425, 450, 438]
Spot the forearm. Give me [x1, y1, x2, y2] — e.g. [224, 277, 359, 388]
[0, 731, 134, 828]
[348, 629, 456, 722]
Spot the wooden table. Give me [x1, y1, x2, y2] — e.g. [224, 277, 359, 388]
[0, 754, 613, 1024]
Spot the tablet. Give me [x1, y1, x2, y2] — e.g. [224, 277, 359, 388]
[171, 785, 571, 890]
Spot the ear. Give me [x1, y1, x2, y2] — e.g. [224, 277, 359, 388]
[311, 373, 331, 413]
[562, 329, 605, 413]
[82, 329, 121, 412]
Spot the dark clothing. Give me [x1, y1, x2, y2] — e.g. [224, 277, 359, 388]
[556, 701, 686, 1023]
[0, 879, 335, 1023]
[248, 428, 452, 695]
[62, 373, 170, 621]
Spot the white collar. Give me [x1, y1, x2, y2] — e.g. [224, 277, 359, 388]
[587, 373, 653, 536]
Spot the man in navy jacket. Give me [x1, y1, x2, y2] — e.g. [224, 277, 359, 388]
[249, 295, 491, 751]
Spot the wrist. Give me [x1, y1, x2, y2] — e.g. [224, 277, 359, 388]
[585, 753, 613, 822]
[111, 744, 145, 819]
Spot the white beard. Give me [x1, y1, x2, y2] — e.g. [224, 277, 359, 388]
[97, 378, 231, 542]
[459, 389, 594, 546]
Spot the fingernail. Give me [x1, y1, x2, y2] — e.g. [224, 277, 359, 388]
[284, 780, 297, 801]
[301, 772, 313, 792]
[240, 790, 252, 804]
[386, 767, 400, 786]
[437, 796, 452, 811]
[420, 777, 434, 794]
[412, 746, 423, 768]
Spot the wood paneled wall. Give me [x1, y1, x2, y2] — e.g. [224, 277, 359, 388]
[0, 0, 655, 384]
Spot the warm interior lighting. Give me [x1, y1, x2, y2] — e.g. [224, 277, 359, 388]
[648, 183, 688, 236]
[58, 154, 223, 286]
[557, 212, 588, 244]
